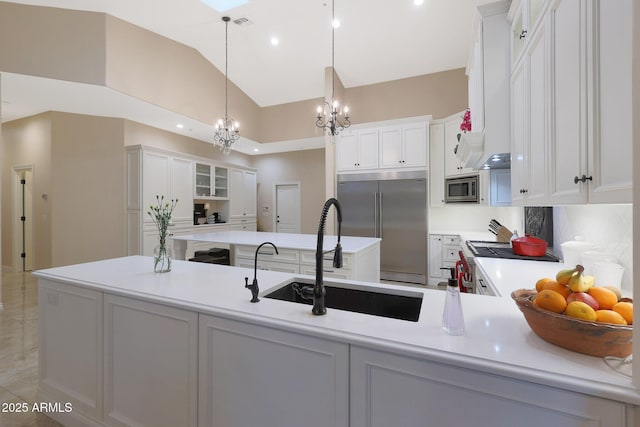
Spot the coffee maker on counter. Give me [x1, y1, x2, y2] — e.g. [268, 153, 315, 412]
[193, 203, 206, 225]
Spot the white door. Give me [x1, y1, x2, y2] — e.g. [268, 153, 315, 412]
[13, 167, 34, 271]
[275, 184, 300, 234]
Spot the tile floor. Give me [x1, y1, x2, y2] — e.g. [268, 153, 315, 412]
[0, 271, 62, 427]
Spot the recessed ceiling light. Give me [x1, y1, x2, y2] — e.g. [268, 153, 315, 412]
[414, 0, 424, 5]
[199, 0, 248, 13]
[332, 19, 340, 28]
[176, 124, 184, 129]
[270, 37, 279, 46]
[253, 148, 260, 152]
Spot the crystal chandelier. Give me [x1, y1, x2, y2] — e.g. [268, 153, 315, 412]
[316, 0, 350, 136]
[214, 16, 239, 155]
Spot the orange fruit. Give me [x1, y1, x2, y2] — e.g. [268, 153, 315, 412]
[595, 310, 627, 325]
[536, 277, 556, 292]
[565, 301, 597, 321]
[587, 287, 619, 310]
[612, 302, 633, 325]
[602, 285, 622, 301]
[539, 280, 570, 298]
[533, 290, 567, 314]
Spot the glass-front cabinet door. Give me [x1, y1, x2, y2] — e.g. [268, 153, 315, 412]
[214, 166, 228, 199]
[195, 163, 212, 198]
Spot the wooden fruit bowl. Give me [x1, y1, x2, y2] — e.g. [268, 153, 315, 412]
[511, 289, 632, 358]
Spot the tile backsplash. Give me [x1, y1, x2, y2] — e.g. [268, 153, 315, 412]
[553, 204, 632, 295]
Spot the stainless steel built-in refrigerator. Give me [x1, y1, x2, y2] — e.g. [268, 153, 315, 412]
[337, 171, 428, 284]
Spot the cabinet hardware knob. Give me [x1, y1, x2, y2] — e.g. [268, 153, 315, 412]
[519, 29, 528, 40]
[573, 174, 593, 184]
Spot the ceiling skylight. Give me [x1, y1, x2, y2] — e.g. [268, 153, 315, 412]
[200, 0, 248, 13]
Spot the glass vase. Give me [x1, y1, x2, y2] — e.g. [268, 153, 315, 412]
[153, 243, 173, 273]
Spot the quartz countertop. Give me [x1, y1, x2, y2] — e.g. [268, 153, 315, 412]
[171, 230, 380, 253]
[33, 256, 639, 406]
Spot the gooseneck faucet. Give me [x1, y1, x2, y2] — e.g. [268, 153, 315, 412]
[312, 198, 343, 315]
[244, 241, 279, 303]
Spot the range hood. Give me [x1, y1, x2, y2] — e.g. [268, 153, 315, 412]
[456, 132, 511, 170]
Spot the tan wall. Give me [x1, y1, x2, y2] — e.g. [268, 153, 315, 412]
[251, 149, 325, 234]
[105, 15, 261, 142]
[345, 68, 468, 123]
[259, 98, 324, 143]
[0, 2, 106, 85]
[49, 112, 126, 266]
[123, 121, 252, 168]
[1, 113, 53, 270]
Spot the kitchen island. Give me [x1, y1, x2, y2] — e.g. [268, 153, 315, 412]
[171, 230, 381, 282]
[34, 256, 638, 427]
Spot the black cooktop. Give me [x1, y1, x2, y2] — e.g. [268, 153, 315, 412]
[466, 240, 560, 262]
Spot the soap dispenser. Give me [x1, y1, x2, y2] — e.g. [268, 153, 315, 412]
[441, 267, 465, 336]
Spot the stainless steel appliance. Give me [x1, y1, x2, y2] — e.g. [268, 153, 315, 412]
[445, 175, 479, 203]
[337, 171, 428, 284]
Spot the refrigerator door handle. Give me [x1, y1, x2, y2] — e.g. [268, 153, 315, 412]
[374, 192, 379, 238]
[378, 192, 383, 239]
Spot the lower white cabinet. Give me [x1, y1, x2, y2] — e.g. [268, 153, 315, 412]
[103, 295, 198, 427]
[198, 314, 349, 427]
[428, 234, 460, 286]
[39, 280, 635, 427]
[39, 281, 103, 421]
[350, 346, 627, 427]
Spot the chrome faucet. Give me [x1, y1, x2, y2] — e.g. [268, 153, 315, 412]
[244, 241, 279, 303]
[311, 198, 343, 315]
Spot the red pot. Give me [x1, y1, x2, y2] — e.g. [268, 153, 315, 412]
[512, 235, 548, 257]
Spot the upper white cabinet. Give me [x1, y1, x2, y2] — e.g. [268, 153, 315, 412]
[337, 129, 379, 171]
[336, 120, 427, 173]
[510, 10, 548, 205]
[379, 123, 427, 169]
[194, 163, 229, 200]
[583, 0, 632, 203]
[229, 168, 257, 219]
[509, 0, 632, 205]
[511, 0, 547, 67]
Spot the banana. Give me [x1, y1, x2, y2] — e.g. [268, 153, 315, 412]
[568, 266, 592, 293]
[556, 265, 581, 285]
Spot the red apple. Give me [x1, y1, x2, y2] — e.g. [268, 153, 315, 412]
[566, 292, 600, 311]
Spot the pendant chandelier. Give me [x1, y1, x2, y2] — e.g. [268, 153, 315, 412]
[315, 0, 350, 136]
[213, 16, 239, 155]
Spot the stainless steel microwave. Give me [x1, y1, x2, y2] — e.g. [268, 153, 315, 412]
[445, 175, 479, 203]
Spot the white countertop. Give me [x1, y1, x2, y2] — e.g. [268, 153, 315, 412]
[33, 256, 639, 405]
[171, 230, 380, 253]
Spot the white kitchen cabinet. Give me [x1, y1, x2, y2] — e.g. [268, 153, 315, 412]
[39, 281, 103, 421]
[103, 294, 198, 427]
[467, 23, 484, 133]
[336, 128, 379, 171]
[198, 314, 349, 427]
[127, 146, 194, 256]
[547, 0, 587, 205]
[510, 0, 548, 67]
[229, 168, 257, 219]
[429, 121, 445, 207]
[509, 0, 631, 205]
[510, 13, 548, 206]
[428, 234, 460, 286]
[194, 163, 229, 200]
[350, 346, 627, 427]
[444, 113, 474, 177]
[489, 169, 512, 206]
[379, 123, 427, 169]
[584, 0, 632, 203]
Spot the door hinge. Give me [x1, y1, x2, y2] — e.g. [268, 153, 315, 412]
[21, 216, 26, 222]
[21, 253, 26, 258]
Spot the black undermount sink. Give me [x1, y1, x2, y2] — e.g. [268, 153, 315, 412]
[264, 279, 423, 322]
